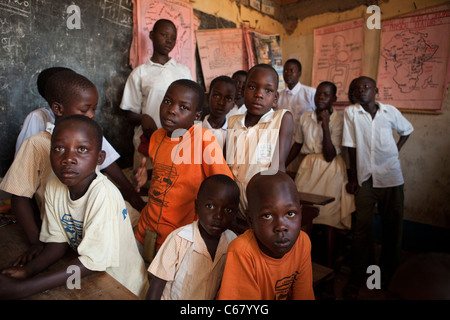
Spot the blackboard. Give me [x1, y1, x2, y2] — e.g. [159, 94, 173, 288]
[0, 0, 134, 175]
[0, 1, 238, 176]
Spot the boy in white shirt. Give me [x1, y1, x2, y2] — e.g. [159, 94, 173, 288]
[278, 59, 316, 133]
[120, 19, 192, 170]
[341, 76, 413, 299]
[146, 174, 239, 300]
[0, 115, 148, 299]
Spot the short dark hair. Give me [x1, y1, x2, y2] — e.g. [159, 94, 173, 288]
[209, 75, 236, 94]
[285, 59, 302, 73]
[45, 71, 96, 107]
[197, 174, 240, 202]
[152, 19, 176, 32]
[52, 114, 103, 151]
[247, 63, 279, 89]
[37, 67, 74, 100]
[171, 79, 206, 112]
[318, 81, 337, 96]
[232, 70, 247, 78]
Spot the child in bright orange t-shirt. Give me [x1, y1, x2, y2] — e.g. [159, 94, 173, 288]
[134, 79, 233, 253]
[217, 171, 314, 300]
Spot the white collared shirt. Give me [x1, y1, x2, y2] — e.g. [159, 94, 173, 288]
[120, 58, 192, 149]
[202, 114, 228, 150]
[295, 109, 343, 155]
[342, 102, 414, 187]
[148, 220, 236, 300]
[278, 82, 316, 133]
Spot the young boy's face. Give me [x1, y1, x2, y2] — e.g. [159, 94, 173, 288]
[244, 67, 278, 116]
[314, 83, 336, 112]
[57, 87, 98, 119]
[150, 21, 177, 56]
[354, 77, 378, 105]
[196, 183, 238, 238]
[50, 120, 105, 199]
[232, 73, 246, 101]
[247, 175, 302, 259]
[160, 83, 202, 137]
[283, 61, 301, 88]
[209, 81, 236, 119]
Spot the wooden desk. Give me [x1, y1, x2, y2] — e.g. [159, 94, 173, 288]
[299, 192, 335, 206]
[0, 223, 139, 300]
[299, 193, 335, 235]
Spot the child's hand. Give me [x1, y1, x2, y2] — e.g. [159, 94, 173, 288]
[11, 242, 45, 267]
[319, 109, 330, 127]
[345, 180, 360, 195]
[133, 157, 148, 193]
[1, 265, 30, 279]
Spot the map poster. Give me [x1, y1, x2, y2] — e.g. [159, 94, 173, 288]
[130, 0, 196, 79]
[253, 32, 285, 91]
[377, 11, 450, 113]
[312, 19, 364, 105]
[195, 28, 248, 92]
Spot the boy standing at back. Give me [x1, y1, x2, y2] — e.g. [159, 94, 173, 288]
[0, 115, 148, 299]
[278, 59, 316, 131]
[342, 76, 413, 299]
[217, 171, 314, 300]
[120, 19, 192, 170]
[133, 79, 233, 259]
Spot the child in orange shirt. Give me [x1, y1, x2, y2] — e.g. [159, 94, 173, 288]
[133, 79, 233, 258]
[217, 171, 315, 300]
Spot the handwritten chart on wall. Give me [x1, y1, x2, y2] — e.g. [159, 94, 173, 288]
[130, 0, 196, 79]
[376, 11, 450, 113]
[196, 28, 247, 92]
[0, 0, 134, 175]
[312, 19, 364, 105]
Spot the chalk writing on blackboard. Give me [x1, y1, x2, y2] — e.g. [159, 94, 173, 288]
[0, 0, 31, 17]
[101, 0, 132, 28]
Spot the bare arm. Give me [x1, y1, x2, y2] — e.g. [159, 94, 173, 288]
[320, 110, 337, 162]
[286, 142, 302, 167]
[145, 275, 167, 300]
[10, 195, 45, 266]
[277, 111, 294, 172]
[397, 135, 410, 152]
[0, 242, 93, 299]
[345, 147, 359, 195]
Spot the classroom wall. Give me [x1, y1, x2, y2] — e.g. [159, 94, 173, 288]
[281, 0, 450, 229]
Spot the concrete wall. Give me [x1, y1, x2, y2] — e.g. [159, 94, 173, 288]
[191, 0, 450, 228]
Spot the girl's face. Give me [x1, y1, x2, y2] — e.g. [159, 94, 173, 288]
[244, 67, 278, 117]
[150, 21, 177, 56]
[314, 84, 336, 112]
[58, 87, 98, 119]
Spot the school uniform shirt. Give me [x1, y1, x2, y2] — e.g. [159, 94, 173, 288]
[216, 229, 315, 300]
[294, 109, 343, 155]
[278, 82, 316, 135]
[226, 109, 287, 219]
[202, 114, 228, 150]
[0, 130, 52, 218]
[40, 171, 149, 299]
[227, 104, 247, 118]
[148, 220, 237, 300]
[293, 110, 354, 229]
[15, 108, 54, 156]
[342, 102, 414, 188]
[120, 57, 192, 149]
[13, 109, 119, 169]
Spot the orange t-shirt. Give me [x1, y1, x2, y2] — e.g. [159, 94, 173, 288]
[217, 229, 315, 300]
[135, 124, 233, 248]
